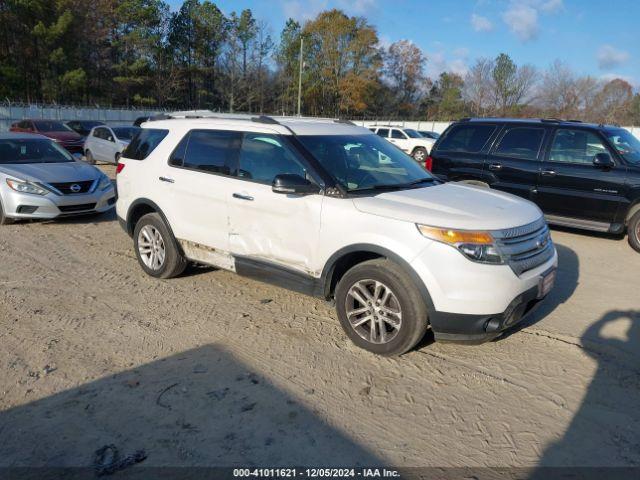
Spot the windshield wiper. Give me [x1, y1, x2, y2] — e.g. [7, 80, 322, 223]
[348, 177, 437, 193]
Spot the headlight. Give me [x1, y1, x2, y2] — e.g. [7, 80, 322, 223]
[98, 174, 112, 191]
[6, 179, 49, 196]
[417, 224, 504, 264]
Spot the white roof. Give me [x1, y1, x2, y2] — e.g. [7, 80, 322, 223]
[144, 111, 372, 136]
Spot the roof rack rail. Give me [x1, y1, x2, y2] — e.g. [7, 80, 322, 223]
[566, 119, 583, 123]
[334, 119, 355, 125]
[540, 118, 562, 123]
[148, 114, 173, 122]
[458, 117, 471, 122]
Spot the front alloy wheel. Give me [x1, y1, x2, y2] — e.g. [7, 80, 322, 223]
[345, 279, 402, 344]
[335, 258, 428, 356]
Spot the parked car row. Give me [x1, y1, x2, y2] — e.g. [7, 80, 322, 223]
[9, 119, 139, 165]
[428, 118, 640, 252]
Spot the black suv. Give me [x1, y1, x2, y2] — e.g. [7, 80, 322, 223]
[429, 118, 640, 252]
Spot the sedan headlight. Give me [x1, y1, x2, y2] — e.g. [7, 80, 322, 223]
[98, 174, 112, 191]
[417, 224, 504, 264]
[6, 179, 50, 196]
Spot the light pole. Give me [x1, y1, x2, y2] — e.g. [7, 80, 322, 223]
[297, 36, 304, 117]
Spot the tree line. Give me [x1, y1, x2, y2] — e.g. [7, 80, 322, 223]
[1, 0, 638, 124]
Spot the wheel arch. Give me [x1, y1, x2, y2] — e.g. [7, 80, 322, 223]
[625, 201, 640, 224]
[319, 243, 436, 312]
[126, 198, 174, 240]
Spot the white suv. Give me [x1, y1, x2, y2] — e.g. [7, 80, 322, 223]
[369, 126, 436, 166]
[116, 114, 557, 356]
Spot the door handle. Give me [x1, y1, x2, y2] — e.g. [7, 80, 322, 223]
[541, 169, 557, 177]
[488, 163, 502, 171]
[159, 176, 175, 183]
[233, 193, 254, 201]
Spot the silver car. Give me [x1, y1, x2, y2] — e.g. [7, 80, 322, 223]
[0, 133, 116, 225]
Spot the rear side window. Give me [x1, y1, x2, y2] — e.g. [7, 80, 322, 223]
[494, 127, 545, 161]
[437, 124, 496, 153]
[123, 128, 168, 160]
[170, 129, 242, 175]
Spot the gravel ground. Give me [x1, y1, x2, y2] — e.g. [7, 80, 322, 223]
[0, 164, 639, 469]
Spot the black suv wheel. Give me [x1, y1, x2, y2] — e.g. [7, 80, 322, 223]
[628, 211, 640, 253]
[335, 259, 428, 356]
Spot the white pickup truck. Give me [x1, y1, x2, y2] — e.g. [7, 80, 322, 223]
[369, 126, 436, 167]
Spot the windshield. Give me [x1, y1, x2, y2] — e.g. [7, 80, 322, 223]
[605, 129, 640, 164]
[404, 129, 422, 138]
[0, 138, 74, 164]
[297, 134, 434, 192]
[113, 127, 140, 141]
[34, 121, 73, 132]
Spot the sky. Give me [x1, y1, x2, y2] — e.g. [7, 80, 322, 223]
[166, 0, 639, 87]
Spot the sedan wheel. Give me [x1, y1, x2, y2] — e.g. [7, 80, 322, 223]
[412, 147, 427, 163]
[85, 150, 95, 165]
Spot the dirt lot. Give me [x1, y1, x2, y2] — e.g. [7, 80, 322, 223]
[1, 165, 639, 469]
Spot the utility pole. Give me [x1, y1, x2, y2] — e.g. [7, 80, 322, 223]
[297, 36, 304, 117]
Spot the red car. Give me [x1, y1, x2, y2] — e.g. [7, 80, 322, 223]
[10, 119, 85, 156]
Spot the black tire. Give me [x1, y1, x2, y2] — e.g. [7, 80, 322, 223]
[628, 211, 640, 253]
[0, 199, 14, 225]
[335, 258, 428, 356]
[85, 149, 96, 165]
[133, 212, 187, 279]
[412, 147, 428, 164]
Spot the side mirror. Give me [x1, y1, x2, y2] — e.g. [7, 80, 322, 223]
[593, 153, 614, 169]
[272, 174, 318, 195]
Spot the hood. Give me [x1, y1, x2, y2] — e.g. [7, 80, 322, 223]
[40, 131, 83, 142]
[352, 182, 542, 231]
[0, 161, 102, 184]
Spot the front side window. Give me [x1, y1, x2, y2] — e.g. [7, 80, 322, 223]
[549, 129, 609, 164]
[0, 138, 73, 164]
[437, 124, 496, 153]
[605, 129, 640, 165]
[404, 129, 422, 138]
[494, 127, 545, 161]
[170, 129, 242, 175]
[376, 128, 389, 138]
[123, 128, 169, 160]
[391, 129, 406, 139]
[297, 134, 433, 192]
[93, 128, 106, 139]
[237, 133, 307, 185]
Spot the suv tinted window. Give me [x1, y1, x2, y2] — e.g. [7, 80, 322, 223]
[237, 133, 307, 185]
[437, 124, 496, 153]
[170, 130, 242, 174]
[391, 129, 406, 139]
[376, 128, 389, 138]
[494, 127, 545, 160]
[549, 129, 608, 164]
[123, 128, 169, 160]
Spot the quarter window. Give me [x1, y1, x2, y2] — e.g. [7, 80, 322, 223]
[494, 127, 545, 161]
[236, 133, 307, 185]
[170, 129, 242, 174]
[549, 129, 609, 164]
[123, 129, 169, 160]
[437, 124, 496, 153]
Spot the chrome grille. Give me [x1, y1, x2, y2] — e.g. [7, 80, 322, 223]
[493, 217, 554, 276]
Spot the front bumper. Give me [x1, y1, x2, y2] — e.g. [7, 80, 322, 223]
[411, 239, 558, 343]
[2, 187, 116, 219]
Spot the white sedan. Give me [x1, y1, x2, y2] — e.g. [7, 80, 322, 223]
[84, 125, 140, 164]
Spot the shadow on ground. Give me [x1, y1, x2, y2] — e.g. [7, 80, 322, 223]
[530, 310, 640, 476]
[0, 345, 382, 470]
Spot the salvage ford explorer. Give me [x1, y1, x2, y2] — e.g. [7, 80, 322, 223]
[115, 113, 557, 356]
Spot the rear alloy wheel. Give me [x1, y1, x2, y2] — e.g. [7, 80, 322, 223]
[628, 211, 640, 253]
[85, 150, 96, 165]
[335, 259, 428, 356]
[133, 212, 187, 278]
[412, 147, 427, 164]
